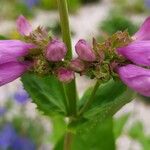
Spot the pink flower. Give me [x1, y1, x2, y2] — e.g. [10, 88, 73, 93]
[118, 65, 150, 97]
[16, 15, 32, 36]
[117, 17, 150, 96]
[75, 39, 96, 62]
[117, 17, 150, 66]
[57, 68, 75, 83]
[133, 17, 150, 41]
[46, 39, 67, 62]
[0, 40, 34, 86]
[117, 41, 150, 66]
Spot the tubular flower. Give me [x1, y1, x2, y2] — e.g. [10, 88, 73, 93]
[117, 17, 150, 96]
[0, 40, 34, 86]
[117, 41, 150, 66]
[118, 65, 150, 97]
[133, 17, 150, 41]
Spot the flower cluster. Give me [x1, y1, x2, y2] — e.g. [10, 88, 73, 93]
[0, 15, 149, 97]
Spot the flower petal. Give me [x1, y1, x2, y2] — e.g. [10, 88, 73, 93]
[16, 15, 32, 36]
[118, 64, 150, 97]
[133, 17, 150, 40]
[117, 41, 150, 66]
[0, 62, 29, 86]
[0, 40, 35, 64]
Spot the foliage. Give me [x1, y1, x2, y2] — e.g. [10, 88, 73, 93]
[113, 0, 147, 14]
[128, 121, 150, 150]
[36, 0, 81, 12]
[78, 80, 134, 124]
[22, 72, 135, 149]
[113, 113, 130, 138]
[22, 73, 68, 116]
[54, 118, 115, 150]
[81, 0, 100, 4]
[100, 13, 138, 36]
[0, 0, 33, 20]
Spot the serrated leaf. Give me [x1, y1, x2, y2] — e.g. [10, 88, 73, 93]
[21, 73, 67, 116]
[79, 79, 135, 124]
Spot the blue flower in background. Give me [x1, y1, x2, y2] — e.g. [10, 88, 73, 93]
[0, 124, 36, 150]
[12, 136, 36, 150]
[0, 107, 6, 117]
[145, 0, 150, 8]
[0, 124, 16, 150]
[14, 88, 30, 104]
[22, 0, 39, 9]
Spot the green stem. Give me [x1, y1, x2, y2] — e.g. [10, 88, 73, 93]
[57, 0, 77, 116]
[64, 131, 73, 150]
[61, 83, 70, 114]
[78, 81, 100, 116]
[57, 0, 72, 59]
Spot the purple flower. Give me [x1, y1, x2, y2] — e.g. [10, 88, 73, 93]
[46, 39, 67, 62]
[0, 40, 35, 86]
[57, 68, 75, 83]
[0, 107, 6, 117]
[0, 124, 16, 150]
[145, 0, 150, 8]
[133, 17, 150, 41]
[12, 136, 35, 150]
[14, 88, 29, 104]
[117, 17, 150, 66]
[69, 58, 85, 72]
[75, 39, 96, 62]
[117, 17, 150, 96]
[117, 41, 150, 66]
[118, 65, 150, 97]
[23, 0, 39, 9]
[16, 15, 32, 36]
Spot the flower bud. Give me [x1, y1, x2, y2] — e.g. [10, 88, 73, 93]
[16, 15, 32, 36]
[75, 39, 96, 62]
[57, 68, 75, 83]
[69, 58, 85, 72]
[46, 39, 67, 62]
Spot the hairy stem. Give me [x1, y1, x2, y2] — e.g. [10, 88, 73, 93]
[57, 0, 77, 116]
[78, 81, 100, 116]
[57, 0, 72, 59]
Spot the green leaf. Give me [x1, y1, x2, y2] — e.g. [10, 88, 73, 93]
[79, 79, 135, 123]
[114, 113, 130, 138]
[0, 35, 8, 40]
[54, 118, 115, 150]
[21, 73, 67, 116]
[72, 118, 115, 150]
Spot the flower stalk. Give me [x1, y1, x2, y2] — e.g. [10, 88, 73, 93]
[57, 0, 77, 116]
